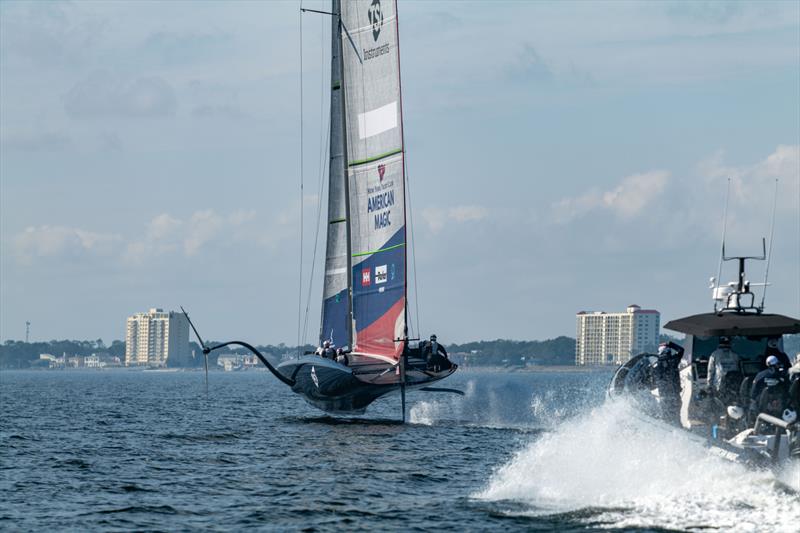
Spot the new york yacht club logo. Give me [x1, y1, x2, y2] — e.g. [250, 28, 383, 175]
[368, 0, 383, 42]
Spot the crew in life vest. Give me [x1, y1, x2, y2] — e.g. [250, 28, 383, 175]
[750, 355, 789, 418]
[318, 340, 336, 359]
[706, 337, 741, 406]
[764, 338, 792, 370]
[651, 341, 684, 423]
[421, 334, 449, 372]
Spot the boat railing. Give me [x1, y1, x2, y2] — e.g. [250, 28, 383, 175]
[753, 412, 796, 461]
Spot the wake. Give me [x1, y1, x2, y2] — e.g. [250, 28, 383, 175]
[476, 398, 800, 532]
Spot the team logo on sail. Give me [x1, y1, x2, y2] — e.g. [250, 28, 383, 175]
[361, 267, 371, 286]
[368, 0, 383, 42]
[375, 264, 387, 284]
[378, 163, 386, 181]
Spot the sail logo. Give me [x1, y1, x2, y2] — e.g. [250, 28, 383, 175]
[368, 0, 383, 42]
[378, 163, 386, 181]
[311, 366, 319, 388]
[375, 265, 387, 284]
[362, 267, 371, 286]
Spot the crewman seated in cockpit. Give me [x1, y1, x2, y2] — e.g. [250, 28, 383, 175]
[319, 340, 336, 359]
[335, 348, 349, 366]
[706, 337, 742, 408]
[750, 355, 789, 419]
[421, 334, 449, 372]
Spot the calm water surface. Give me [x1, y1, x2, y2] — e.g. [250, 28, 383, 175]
[2, 369, 798, 531]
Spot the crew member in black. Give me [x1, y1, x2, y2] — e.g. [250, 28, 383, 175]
[764, 338, 791, 370]
[320, 340, 336, 359]
[750, 355, 788, 418]
[421, 334, 448, 372]
[651, 341, 684, 423]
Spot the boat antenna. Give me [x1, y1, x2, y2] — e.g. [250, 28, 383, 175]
[181, 306, 210, 395]
[760, 179, 779, 311]
[713, 178, 731, 312]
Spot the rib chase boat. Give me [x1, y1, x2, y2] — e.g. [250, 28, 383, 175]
[185, 0, 457, 420]
[609, 243, 800, 467]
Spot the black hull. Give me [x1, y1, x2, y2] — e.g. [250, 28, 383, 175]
[277, 356, 456, 414]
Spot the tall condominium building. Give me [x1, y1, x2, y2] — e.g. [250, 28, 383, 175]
[125, 308, 190, 367]
[575, 304, 660, 366]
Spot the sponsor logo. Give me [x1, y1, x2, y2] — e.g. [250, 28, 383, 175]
[375, 264, 387, 284]
[311, 366, 319, 388]
[390, 263, 396, 281]
[378, 163, 386, 181]
[368, 0, 383, 42]
[362, 267, 371, 286]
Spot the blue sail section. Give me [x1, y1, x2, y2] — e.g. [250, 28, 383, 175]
[351, 227, 405, 356]
[321, 288, 349, 347]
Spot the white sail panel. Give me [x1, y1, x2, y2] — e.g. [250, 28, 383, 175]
[358, 101, 397, 139]
[340, 0, 403, 165]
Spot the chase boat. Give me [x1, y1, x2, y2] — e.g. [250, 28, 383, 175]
[609, 246, 800, 466]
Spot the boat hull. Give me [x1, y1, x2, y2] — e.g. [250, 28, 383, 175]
[277, 356, 456, 414]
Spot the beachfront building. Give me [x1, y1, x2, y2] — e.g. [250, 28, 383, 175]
[575, 305, 660, 365]
[124, 308, 190, 367]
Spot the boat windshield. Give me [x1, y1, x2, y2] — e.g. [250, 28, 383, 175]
[692, 335, 772, 361]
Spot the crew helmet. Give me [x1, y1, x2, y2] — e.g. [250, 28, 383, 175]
[767, 338, 779, 348]
[323, 340, 331, 348]
[658, 343, 670, 355]
[766, 355, 780, 367]
[719, 336, 731, 346]
[430, 334, 437, 341]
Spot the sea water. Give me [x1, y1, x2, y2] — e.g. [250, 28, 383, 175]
[1, 369, 798, 531]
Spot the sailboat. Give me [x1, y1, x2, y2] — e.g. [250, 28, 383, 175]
[184, 0, 458, 419]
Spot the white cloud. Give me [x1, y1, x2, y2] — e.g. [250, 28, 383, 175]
[421, 205, 489, 233]
[13, 225, 120, 263]
[698, 144, 799, 208]
[124, 209, 257, 262]
[553, 170, 669, 223]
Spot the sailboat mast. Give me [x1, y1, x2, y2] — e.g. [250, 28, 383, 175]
[335, 0, 354, 349]
[394, 0, 409, 341]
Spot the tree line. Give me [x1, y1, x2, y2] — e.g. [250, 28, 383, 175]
[2, 334, 797, 370]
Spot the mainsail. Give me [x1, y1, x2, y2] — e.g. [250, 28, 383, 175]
[320, 0, 407, 361]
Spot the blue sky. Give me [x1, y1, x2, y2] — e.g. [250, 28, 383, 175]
[1, 0, 798, 345]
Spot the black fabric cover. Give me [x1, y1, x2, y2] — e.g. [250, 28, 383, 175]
[664, 312, 800, 337]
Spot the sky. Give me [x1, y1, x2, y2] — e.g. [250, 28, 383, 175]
[1, 0, 798, 346]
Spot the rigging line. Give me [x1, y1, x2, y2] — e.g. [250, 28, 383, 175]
[405, 156, 421, 339]
[760, 179, 779, 310]
[714, 178, 731, 309]
[297, 1, 304, 358]
[302, 110, 331, 345]
[300, 13, 330, 345]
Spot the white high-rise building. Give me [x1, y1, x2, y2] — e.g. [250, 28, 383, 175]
[575, 304, 660, 366]
[125, 308, 190, 367]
